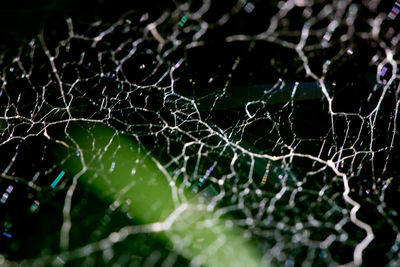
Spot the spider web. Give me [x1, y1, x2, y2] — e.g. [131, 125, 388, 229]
[0, 0, 400, 266]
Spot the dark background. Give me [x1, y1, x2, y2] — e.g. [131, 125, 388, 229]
[0, 0, 176, 53]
